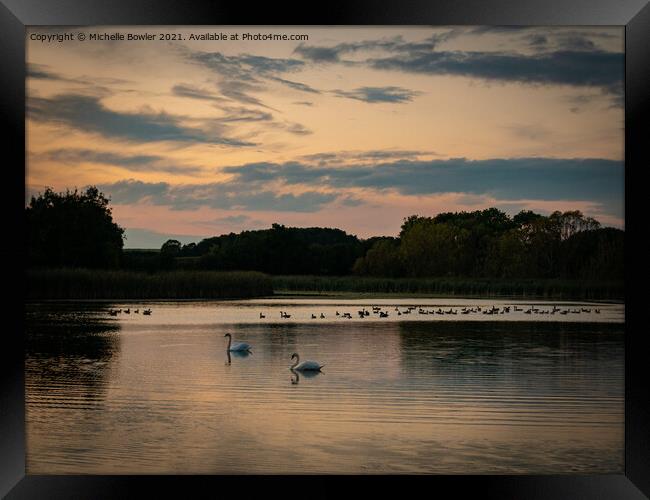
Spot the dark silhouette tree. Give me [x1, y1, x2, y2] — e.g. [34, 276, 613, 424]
[161, 239, 182, 256]
[26, 186, 125, 268]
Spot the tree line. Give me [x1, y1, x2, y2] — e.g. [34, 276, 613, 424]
[26, 187, 623, 281]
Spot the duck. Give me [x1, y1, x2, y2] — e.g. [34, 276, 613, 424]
[224, 333, 252, 352]
[290, 353, 324, 372]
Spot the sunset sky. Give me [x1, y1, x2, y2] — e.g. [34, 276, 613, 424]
[26, 26, 624, 248]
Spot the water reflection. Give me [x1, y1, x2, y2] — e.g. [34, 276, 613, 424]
[290, 368, 322, 385]
[25, 301, 624, 474]
[26, 303, 122, 398]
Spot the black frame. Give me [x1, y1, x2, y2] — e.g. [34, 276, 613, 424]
[2, 1, 647, 498]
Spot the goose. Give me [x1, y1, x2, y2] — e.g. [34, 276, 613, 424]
[290, 353, 324, 372]
[224, 333, 252, 352]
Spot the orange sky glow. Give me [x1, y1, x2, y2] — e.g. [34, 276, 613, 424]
[26, 26, 624, 247]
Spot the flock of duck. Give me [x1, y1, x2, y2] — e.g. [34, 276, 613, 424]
[265, 305, 601, 320]
[108, 307, 152, 316]
[107, 303, 602, 379]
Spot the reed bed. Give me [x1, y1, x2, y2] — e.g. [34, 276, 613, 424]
[27, 269, 623, 301]
[272, 275, 624, 300]
[27, 269, 273, 300]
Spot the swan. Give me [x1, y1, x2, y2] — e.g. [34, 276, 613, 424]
[224, 333, 252, 352]
[290, 352, 324, 372]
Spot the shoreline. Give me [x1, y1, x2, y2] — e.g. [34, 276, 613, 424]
[26, 293, 624, 305]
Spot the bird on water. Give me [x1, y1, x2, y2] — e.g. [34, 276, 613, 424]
[224, 333, 252, 352]
[290, 352, 324, 372]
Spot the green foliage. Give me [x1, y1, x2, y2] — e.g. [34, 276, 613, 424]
[192, 225, 363, 275]
[352, 238, 402, 277]
[26, 186, 125, 268]
[161, 239, 182, 255]
[399, 221, 470, 276]
[354, 208, 623, 281]
[26, 191, 623, 290]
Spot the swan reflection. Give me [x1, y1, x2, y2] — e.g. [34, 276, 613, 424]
[290, 368, 322, 385]
[226, 349, 252, 365]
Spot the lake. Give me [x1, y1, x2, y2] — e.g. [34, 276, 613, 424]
[25, 298, 624, 474]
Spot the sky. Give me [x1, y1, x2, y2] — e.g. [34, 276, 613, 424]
[26, 26, 624, 248]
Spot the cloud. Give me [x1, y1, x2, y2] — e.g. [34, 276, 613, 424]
[503, 124, 552, 141]
[294, 31, 622, 100]
[293, 44, 344, 63]
[267, 75, 320, 94]
[171, 84, 227, 102]
[285, 123, 313, 135]
[211, 214, 252, 224]
[98, 178, 343, 212]
[28, 93, 255, 146]
[222, 157, 623, 208]
[216, 79, 275, 109]
[368, 50, 623, 95]
[186, 50, 317, 101]
[300, 149, 439, 164]
[331, 86, 421, 104]
[41, 148, 203, 175]
[101, 179, 170, 204]
[293, 35, 443, 63]
[27, 63, 66, 81]
[215, 106, 274, 123]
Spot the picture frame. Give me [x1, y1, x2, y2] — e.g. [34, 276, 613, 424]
[2, 0, 646, 498]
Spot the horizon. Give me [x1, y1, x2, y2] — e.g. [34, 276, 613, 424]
[118, 207, 621, 249]
[26, 26, 625, 248]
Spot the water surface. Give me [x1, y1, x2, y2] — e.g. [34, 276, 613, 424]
[26, 299, 624, 474]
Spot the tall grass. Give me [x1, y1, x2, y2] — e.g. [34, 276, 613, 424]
[272, 275, 624, 300]
[27, 269, 273, 300]
[26, 269, 623, 301]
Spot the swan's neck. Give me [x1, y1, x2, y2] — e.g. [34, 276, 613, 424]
[291, 354, 299, 369]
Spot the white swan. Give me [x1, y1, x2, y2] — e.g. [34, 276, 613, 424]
[224, 333, 252, 352]
[290, 352, 324, 371]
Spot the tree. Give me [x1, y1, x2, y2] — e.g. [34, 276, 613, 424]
[399, 219, 470, 277]
[353, 238, 403, 277]
[513, 210, 543, 227]
[161, 239, 182, 256]
[26, 186, 125, 268]
[549, 210, 601, 241]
